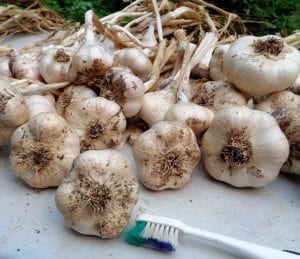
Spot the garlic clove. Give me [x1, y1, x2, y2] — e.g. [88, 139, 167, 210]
[9, 112, 80, 188]
[133, 121, 200, 190]
[56, 85, 97, 117]
[223, 35, 300, 96]
[191, 80, 247, 112]
[202, 106, 289, 187]
[100, 67, 145, 117]
[209, 44, 231, 81]
[255, 90, 300, 114]
[272, 108, 300, 174]
[116, 48, 152, 82]
[64, 97, 126, 151]
[55, 149, 139, 238]
[165, 102, 214, 145]
[139, 87, 177, 127]
[40, 46, 73, 83]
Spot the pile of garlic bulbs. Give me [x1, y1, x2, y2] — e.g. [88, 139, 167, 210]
[0, 0, 300, 240]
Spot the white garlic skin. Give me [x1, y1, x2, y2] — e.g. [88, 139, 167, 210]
[65, 97, 126, 151]
[209, 44, 231, 81]
[0, 78, 28, 128]
[0, 56, 12, 77]
[9, 112, 80, 188]
[165, 102, 214, 145]
[25, 95, 57, 119]
[10, 53, 42, 81]
[40, 47, 73, 83]
[68, 41, 115, 86]
[202, 106, 289, 187]
[55, 150, 139, 238]
[255, 90, 300, 114]
[56, 85, 97, 117]
[223, 35, 300, 96]
[191, 80, 247, 112]
[116, 48, 152, 81]
[288, 73, 300, 94]
[139, 88, 176, 127]
[101, 67, 145, 117]
[272, 108, 300, 174]
[133, 121, 201, 190]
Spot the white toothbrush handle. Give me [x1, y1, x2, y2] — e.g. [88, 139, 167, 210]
[184, 226, 299, 259]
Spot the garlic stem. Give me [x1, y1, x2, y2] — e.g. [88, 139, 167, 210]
[84, 10, 96, 44]
[20, 82, 71, 95]
[150, 0, 163, 42]
[124, 13, 153, 29]
[160, 7, 201, 24]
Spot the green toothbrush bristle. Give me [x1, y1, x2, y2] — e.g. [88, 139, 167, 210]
[122, 221, 147, 246]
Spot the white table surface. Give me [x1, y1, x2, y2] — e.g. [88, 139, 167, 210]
[0, 34, 300, 259]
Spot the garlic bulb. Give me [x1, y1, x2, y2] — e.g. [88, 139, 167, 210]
[0, 50, 13, 77]
[40, 46, 73, 83]
[209, 44, 230, 81]
[9, 112, 80, 188]
[24, 95, 56, 119]
[139, 87, 176, 127]
[68, 11, 115, 86]
[165, 101, 214, 145]
[202, 106, 289, 187]
[116, 48, 152, 81]
[272, 108, 300, 174]
[100, 67, 145, 117]
[55, 150, 139, 238]
[0, 124, 14, 146]
[133, 121, 200, 190]
[10, 53, 42, 81]
[65, 97, 126, 151]
[191, 80, 247, 112]
[0, 78, 28, 128]
[56, 85, 96, 117]
[223, 35, 300, 96]
[255, 90, 300, 114]
[288, 73, 300, 94]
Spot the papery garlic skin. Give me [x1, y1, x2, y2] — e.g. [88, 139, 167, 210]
[133, 121, 200, 190]
[272, 108, 300, 174]
[223, 35, 300, 96]
[255, 90, 300, 114]
[165, 102, 214, 145]
[116, 48, 152, 81]
[10, 53, 42, 81]
[191, 80, 247, 112]
[65, 97, 126, 151]
[288, 73, 300, 95]
[9, 112, 80, 188]
[56, 85, 96, 117]
[202, 106, 289, 187]
[40, 47, 73, 83]
[25, 95, 56, 119]
[139, 88, 176, 127]
[55, 150, 138, 238]
[0, 78, 28, 128]
[0, 52, 13, 77]
[101, 67, 145, 117]
[0, 124, 15, 146]
[209, 44, 230, 81]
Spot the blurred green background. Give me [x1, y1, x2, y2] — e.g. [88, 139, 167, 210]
[2, 0, 300, 36]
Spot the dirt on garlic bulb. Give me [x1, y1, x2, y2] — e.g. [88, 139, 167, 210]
[55, 150, 139, 238]
[255, 90, 300, 114]
[9, 112, 80, 188]
[272, 108, 300, 174]
[133, 121, 200, 190]
[202, 106, 289, 187]
[64, 97, 126, 151]
[100, 67, 145, 118]
[191, 80, 247, 112]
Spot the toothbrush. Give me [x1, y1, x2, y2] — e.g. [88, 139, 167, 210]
[123, 213, 300, 258]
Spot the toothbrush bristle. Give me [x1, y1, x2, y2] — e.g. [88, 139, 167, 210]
[123, 221, 178, 252]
